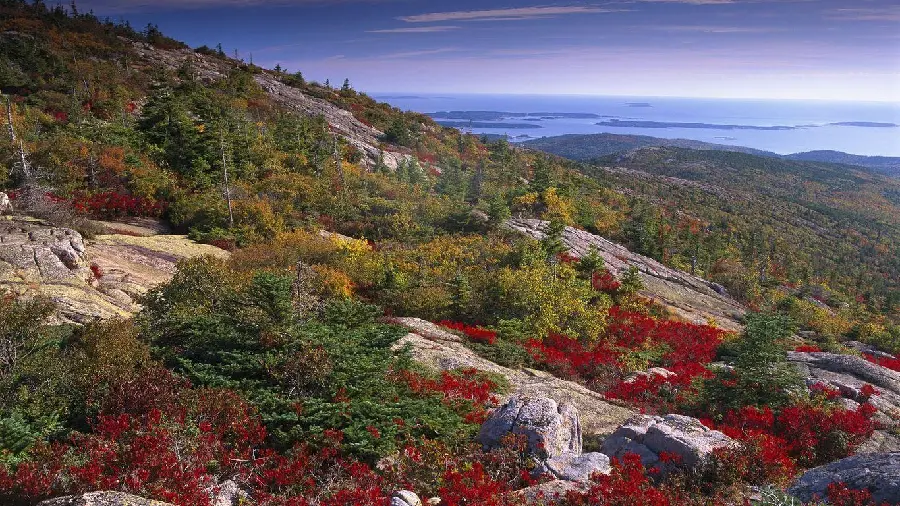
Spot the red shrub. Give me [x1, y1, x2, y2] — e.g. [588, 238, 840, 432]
[525, 333, 619, 383]
[827, 482, 891, 506]
[438, 462, 509, 506]
[562, 453, 696, 506]
[89, 263, 103, 279]
[795, 344, 823, 352]
[398, 368, 498, 424]
[591, 270, 621, 293]
[715, 401, 877, 470]
[250, 441, 387, 506]
[71, 191, 166, 218]
[864, 353, 900, 372]
[438, 321, 497, 345]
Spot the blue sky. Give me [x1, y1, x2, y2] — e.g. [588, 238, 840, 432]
[77, 0, 900, 102]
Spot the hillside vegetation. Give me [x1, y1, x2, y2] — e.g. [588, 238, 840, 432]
[0, 2, 899, 505]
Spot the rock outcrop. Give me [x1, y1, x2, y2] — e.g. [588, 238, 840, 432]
[479, 395, 582, 459]
[37, 492, 172, 506]
[479, 395, 611, 483]
[504, 219, 745, 330]
[788, 452, 900, 505]
[387, 317, 635, 437]
[788, 351, 900, 437]
[0, 216, 228, 323]
[600, 414, 736, 470]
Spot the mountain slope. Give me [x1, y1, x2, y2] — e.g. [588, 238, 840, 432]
[523, 133, 900, 176]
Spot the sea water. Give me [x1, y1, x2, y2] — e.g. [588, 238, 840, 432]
[376, 94, 900, 157]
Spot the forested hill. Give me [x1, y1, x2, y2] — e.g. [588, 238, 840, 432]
[580, 146, 900, 306]
[2, 3, 900, 505]
[523, 133, 900, 177]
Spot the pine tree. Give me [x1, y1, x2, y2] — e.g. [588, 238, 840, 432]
[341, 78, 351, 92]
[530, 156, 552, 193]
[466, 161, 484, 204]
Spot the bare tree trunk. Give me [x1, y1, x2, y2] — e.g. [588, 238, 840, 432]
[333, 136, 344, 190]
[221, 132, 234, 227]
[5, 95, 32, 181]
[5, 95, 15, 144]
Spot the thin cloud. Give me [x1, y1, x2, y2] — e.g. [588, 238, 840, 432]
[380, 47, 460, 59]
[367, 26, 460, 33]
[827, 7, 900, 22]
[648, 25, 782, 33]
[398, 6, 626, 23]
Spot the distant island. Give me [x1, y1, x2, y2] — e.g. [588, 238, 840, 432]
[625, 102, 652, 108]
[428, 111, 601, 121]
[829, 122, 899, 128]
[435, 120, 542, 129]
[596, 119, 797, 131]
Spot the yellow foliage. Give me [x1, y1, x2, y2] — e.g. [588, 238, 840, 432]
[234, 198, 284, 241]
[541, 187, 576, 225]
[312, 264, 354, 299]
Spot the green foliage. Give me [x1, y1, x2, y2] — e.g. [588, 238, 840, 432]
[140, 257, 478, 460]
[698, 312, 802, 417]
[619, 266, 645, 295]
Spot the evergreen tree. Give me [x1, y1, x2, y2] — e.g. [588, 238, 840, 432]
[530, 156, 552, 193]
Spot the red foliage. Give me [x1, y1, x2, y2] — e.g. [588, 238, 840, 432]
[591, 270, 621, 293]
[89, 263, 103, 279]
[827, 482, 891, 506]
[715, 402, 876, 470]
[71, 191, 165, 218]
[249, 441, 387, 506]
[562, 453, 696, 506]
[398, 368, 498, 424]
[864, 353, 900, 372]
[0, 388, 265, 506]
[438, 321, 497, 345]
[556, 252, 580, 264]
[525, 333, 619, 383]
[795, 344, 823, 352]
[438, 462, 509, 506]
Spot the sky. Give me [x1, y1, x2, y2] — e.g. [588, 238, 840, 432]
[74, 0, 900, 102]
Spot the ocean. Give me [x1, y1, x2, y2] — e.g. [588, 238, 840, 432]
[375, 94, 900, 157]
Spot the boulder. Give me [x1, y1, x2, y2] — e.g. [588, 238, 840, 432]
[0, 215, 229, 324]
[601, 414, 736, 469]
[788, 452, 900, 504]
[0, 192, 12, 213]
[391, 490, 422, 506]
[37, 492, 172, 506]
[534, 452, 611, 482]
[479, 395, 581, 459]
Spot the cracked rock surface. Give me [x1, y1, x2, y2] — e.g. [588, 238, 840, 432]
[505, 219, 746, 330]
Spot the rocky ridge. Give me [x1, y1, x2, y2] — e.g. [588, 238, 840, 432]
[0, 215, 228, 323]
[131, 43, 413, 171]
[504, 219, 746, 330]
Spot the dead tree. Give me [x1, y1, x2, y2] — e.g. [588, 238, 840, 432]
[4, 94, 32, 181]
[220, 131, 235, 227]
